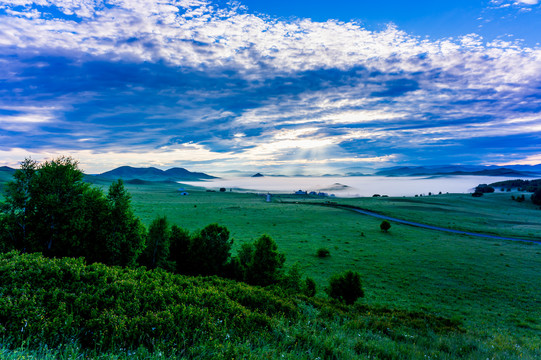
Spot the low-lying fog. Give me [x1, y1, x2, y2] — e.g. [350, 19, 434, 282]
[180, 175, 527, 197]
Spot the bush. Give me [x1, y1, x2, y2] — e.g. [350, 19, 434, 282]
[380, 220, 391, 232]
[316, 248, 330, 257]
[326, 270, 364, 305]
[0, 251, 296, 353]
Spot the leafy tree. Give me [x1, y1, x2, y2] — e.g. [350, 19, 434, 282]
[279, 262, 303, 293]
[2, 157, 94, 258]
[0, 158, 38, 251]
[380, 220, 391, 232]
[187, 223, 232, 276]
[244, 235, 285, 287]
[1, 157, 145, 267]
[532, 188, 541, 206]
[326, 270, 364, 305]
[475, 184, 495, 193]
[102, 180, 146, 267]
[169, 224, 191, 274]
[140, 216, 172, 270]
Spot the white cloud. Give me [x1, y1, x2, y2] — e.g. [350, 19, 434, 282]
[516, 0, 538, 4]
[0, 0, 539, 82]
[1, 1, 540, 170]
[0, 144, 234, 173]
[490, 0, 539, 7]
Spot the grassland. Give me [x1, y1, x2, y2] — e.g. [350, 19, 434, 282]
[1, 175, 540, 358]
[121, 181, 541, 344]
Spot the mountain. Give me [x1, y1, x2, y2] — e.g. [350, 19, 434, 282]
[163, 167, 216, 180]
[97, 166, 216, 181]
[252, 173, 264, 177]
[0, 166, 15, 173]
[0, 166, 15, 185]
[374, 165, 540, 177]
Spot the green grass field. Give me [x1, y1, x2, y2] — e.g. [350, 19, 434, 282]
[122, 181, 541, 344]
[1, 174, 540, 358]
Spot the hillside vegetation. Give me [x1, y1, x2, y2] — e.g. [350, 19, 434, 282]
[2, 251, 537, 359]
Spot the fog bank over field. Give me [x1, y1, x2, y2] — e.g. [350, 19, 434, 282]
[181, 175, 532, 197]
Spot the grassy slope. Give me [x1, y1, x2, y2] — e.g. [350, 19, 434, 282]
[0, 252, 536, 359]
[123, 182, 541, 342]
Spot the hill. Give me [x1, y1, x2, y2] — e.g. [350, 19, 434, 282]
[97, 166, 216, 181]
[0, 166, 15, 173]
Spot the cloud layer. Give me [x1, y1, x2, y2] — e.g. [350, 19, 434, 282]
[0, 0, 540, 173]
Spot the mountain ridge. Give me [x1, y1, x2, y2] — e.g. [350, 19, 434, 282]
[373, 165, 540, 177]
[97, 166, 216, 181]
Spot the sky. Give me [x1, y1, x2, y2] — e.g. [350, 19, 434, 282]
[0, 0, 540, 175]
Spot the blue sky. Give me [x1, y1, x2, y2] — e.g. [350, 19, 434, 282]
[0, 0, 540, 174]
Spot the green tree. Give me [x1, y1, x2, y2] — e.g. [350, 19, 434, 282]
[187, 223, 232, 276]
[169, 224, 191, 274]
[531, 188, 541, 206]
[380, 220, 391, 232]
[326, 270, 364, 305]
[1, 157, 145, 267]
[140, 216, 172, 270]
[0, 158, 38, 251]
[244, 235, 285, 287]
[15, 157, 92, 257]
[103, 180, 146, 267]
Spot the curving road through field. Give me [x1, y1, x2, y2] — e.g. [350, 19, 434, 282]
[332, 204, 541, 244]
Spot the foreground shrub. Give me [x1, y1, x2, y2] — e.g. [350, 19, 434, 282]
[326, 270, 364, 305]
[0, 251, 297, 353]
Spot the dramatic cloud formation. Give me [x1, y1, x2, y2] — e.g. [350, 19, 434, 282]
[0, 0, 540, 174]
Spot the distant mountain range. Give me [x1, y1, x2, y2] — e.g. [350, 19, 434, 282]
[96, 166, 216, 181]
[2, 164, 541, 180]
[372, 165, 541, 177]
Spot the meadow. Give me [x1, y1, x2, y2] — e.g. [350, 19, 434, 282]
[1, 174, 540, 358]
[121, 181, 541, 347]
